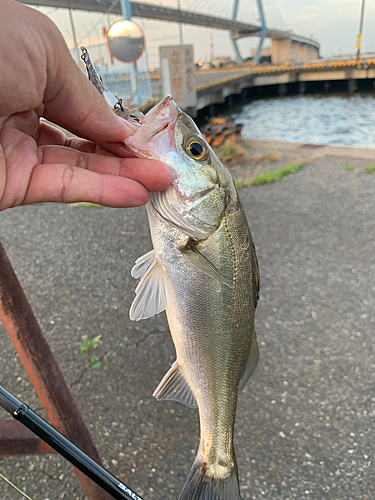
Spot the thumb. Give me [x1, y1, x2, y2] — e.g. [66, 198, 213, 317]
[41, 17, 135, 143]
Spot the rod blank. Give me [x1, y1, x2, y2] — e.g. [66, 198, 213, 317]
[0, 386, 144, 500]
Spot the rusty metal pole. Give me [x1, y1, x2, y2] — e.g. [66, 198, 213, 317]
[0, 419, 55, 456]
[0, 241, 112, 500]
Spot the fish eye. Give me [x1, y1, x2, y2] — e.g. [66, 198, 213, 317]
[185, 137, 208, 161]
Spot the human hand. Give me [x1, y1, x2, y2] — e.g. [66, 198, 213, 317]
[0, 0, 170, 211]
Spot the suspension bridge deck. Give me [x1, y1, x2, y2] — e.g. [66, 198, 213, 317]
[20, 0, 319, 50]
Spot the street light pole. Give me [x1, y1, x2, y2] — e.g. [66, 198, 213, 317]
[177, 0, 183, 45]
[356, 0, 366, 60]
[119, 0, 142, 105]
[66, 0, 80, 65]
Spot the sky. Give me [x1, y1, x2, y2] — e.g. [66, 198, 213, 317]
[30, 0, 374, 67]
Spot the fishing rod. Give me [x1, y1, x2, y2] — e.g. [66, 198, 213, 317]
[0, 385, 144, 500]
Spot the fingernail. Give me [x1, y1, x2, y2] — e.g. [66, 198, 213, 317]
[120, 143, 136, 157]
[119, 117, 138, 135]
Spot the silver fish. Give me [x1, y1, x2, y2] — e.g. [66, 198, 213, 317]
[125, 96, 260, 500]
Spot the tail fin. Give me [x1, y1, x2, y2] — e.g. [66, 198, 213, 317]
[178, 458, 241, 500]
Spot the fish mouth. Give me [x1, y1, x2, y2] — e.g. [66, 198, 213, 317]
[146, 121, 172, 142]
[141, 96, 180, 142]
[125, 96, 180, 156]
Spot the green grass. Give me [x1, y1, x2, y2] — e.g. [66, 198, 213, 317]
[343, 165, 355, 171]
[250, 151, 280, 162]
[217, 143, 246, 163]
[235, 179, 252, 189]
[236, 162, 307, 189]
[363, 164, 375, 174]
[76, 334, 102, 369]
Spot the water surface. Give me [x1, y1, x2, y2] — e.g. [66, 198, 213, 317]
[231, 94, 375, 149]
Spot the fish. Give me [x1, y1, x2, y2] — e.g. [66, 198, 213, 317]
[125, 96, 260, 500]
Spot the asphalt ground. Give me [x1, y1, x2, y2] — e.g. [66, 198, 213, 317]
[0, 141, 374, 500]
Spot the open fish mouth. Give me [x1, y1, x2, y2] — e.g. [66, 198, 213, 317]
[125, 96, 180, 157]
[135, 96, 179, 141]
[142, 96, 180, 142]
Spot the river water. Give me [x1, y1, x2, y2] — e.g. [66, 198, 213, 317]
[230, 93, 375, 149]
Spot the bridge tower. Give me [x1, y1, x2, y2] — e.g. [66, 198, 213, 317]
[230, 0, 268, 63]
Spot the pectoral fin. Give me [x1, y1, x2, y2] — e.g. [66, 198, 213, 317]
[131, 249, 155, 278]
[153, 361, 197, 408]
[239, 331, 259, 392]
[181, 242, 232, 289]
[129, 259, 169, 321]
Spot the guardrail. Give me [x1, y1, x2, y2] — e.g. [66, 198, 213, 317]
[194, 58, 375, 92]
[246, 57, 374, 74]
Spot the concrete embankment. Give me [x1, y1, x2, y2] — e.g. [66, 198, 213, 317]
[248, 138, 375, 161]
[227, 138, 375, 184]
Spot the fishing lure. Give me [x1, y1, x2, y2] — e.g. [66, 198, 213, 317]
[80, 46, 145, 123]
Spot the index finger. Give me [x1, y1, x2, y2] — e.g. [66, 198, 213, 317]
[40, 17, 136, 143]
[39, 144, 171, 192]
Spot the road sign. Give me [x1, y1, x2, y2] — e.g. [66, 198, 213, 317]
[160, 45, 197, 108]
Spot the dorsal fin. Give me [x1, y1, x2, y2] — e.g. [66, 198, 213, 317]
[239, 331, 259, 392]
[250, 233, 260, 308]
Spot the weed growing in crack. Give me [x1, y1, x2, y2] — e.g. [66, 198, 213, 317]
[76, 334, 102, 369]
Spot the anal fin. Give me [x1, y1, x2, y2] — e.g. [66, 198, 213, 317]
[153, 361, 197, 408]
[239, 331, 259, 392]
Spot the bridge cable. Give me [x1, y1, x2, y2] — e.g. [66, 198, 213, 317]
[76, 0, 120, 46]
[266, 0, 287, 30]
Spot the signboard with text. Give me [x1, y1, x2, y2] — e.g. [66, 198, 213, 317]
[159, 45, 197, 108]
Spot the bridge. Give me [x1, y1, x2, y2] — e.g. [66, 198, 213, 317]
[191, 57, 375, 116]
[23, 0, 368, 118]
[20, 0, 319, 64]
